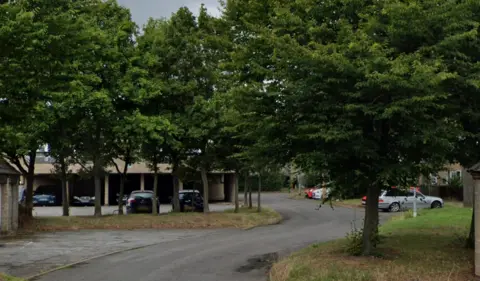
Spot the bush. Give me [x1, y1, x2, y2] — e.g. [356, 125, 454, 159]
[345, 220, 381, 256]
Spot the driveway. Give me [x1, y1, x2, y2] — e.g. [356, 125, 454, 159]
[33, 204, 233, 217]
[3, 193, 393, 281]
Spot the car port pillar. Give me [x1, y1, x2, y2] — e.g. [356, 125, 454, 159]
[104, 176, 109, 206]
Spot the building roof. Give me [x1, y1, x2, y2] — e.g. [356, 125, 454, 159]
[0, 159, 21, 175]
[468, 162, 480, 174]
[5, 158, 232, 175]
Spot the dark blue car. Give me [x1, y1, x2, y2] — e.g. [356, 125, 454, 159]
[33, 194, 56, 206]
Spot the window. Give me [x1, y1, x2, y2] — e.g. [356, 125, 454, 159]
[385, 189, 408, 197]
[131, 192, 154, 199]
[430, 174, 438, 185]
[449, 170, 462, 179]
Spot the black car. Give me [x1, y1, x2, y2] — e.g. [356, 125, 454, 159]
[33, 194, 56, 206]
[72, 196, 95, 206]
[126, 190, 159, 214]
[173, 190, 204, 212]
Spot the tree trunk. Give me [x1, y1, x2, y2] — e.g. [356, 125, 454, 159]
[361, 184, 381, 255]
[24, 150, 36, 217]
[172, 164, 180, 212]
[467, 210, 475, 249]
[118, 175, 125, 215]
[234, 172, 239, 213]
[244, 173, 248, 206]
[60, 157, 69, 216]
[94, 173, 102, 217]
[248, 179, 253, 209]
[201, 167, 210, 213]
[257, 173, 262, 212]
[118, 160, 130, 215]
[152, 171, 159, 215]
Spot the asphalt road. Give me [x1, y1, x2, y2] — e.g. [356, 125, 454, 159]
[36, 193, 393, 281]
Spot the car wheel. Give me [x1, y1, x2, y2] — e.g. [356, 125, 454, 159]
[389, 202, 400, 212]
[431, 201, 442, 209]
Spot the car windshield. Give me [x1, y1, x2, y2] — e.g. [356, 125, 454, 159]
[131, 192, 154, 199]
[180, 193, 194, 200]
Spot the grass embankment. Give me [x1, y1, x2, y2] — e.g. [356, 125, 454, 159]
[0, 274, 24, 281]
[270, 205, 472, 281]
[21, 207, 282, 233]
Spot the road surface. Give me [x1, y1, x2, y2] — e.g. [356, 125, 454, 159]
[33, 203, 232, 217]
[36, 193, 392, 281]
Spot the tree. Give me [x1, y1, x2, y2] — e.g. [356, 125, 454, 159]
[139, 6, 228, 213]
[224, 0, 456, 255]
[110, 112, 144, 215]
[0, 0, 103, 216]
[72, 0, 136, 216]
[136, 16, 192, 213]
[405, 0, 480, 253]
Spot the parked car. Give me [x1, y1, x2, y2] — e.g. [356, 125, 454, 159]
[361, 188, 443, 212]
[72, 196, 95, 206]
[33, 194, 56, 206]
[172, 190, 204, 212]
[304, 187, 319, 199]
[312, 188, 331, 200]
[126, 190, 159, 214]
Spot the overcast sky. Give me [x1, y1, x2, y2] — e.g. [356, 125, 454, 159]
[117, 0, 222, 27]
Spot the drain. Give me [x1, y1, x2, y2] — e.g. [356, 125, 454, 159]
[236, 252, 279, 273]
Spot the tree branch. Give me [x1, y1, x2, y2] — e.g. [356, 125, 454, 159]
[21, 155, 29, 169]
[111, 159, 122, 175]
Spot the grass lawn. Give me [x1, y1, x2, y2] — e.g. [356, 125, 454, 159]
[20, 207, 282, 233]
[270, 205, 473, 281]
[0, 274, 24, 281]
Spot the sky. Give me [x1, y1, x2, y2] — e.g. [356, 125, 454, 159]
[117, 0, 222, 27]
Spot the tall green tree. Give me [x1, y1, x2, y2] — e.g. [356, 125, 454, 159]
[224, 0, 456, 255]
[73, 0, 137, 216]
[0, 0, 102, 216]
[139, 6, 227, 213]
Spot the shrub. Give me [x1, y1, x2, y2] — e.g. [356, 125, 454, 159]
[345, 220, 381, 256]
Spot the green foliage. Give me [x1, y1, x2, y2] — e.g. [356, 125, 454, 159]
[345, 220, 381, 256]
[240, 171, 287, 192]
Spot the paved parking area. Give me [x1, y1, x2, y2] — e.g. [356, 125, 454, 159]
[0, 229, 217, 278]
[33, 204, 233, 217]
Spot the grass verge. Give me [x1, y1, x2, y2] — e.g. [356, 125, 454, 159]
[0, 274, 25, 281]
[20, 207, 282, 233]
[270, 205, 472, 281]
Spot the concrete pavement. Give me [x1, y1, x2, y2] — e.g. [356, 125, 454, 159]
[1, 193, 393, 281]
[33, 204, 233, 217]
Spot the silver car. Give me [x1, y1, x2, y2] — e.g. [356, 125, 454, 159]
[362, 189, 444, 212]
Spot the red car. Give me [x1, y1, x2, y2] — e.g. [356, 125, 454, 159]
[304, 187, 319, 199]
